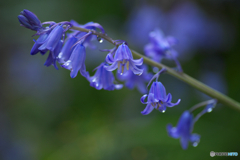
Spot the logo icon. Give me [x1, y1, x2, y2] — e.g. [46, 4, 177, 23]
[210, 151, 215, 157]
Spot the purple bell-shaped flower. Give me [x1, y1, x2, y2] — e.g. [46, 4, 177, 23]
[88, 63, 123, 91]
[62, 44, 88, 78]
[105, 43, 143, 75]
[144, 29, 178, 62]
[38, 25, 64, 52]
[167, 111, 200, 150]
[141, 81, 181, 115]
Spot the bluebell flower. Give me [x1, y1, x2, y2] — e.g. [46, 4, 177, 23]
[117, 65, 152, 94]
[167, 111, 200, 150]
[18, 9, 42, 31]
[105, 43, 143, 75]
[62, 44, 88, 78]
[88, 63, 123, 91]
[57, 36, 78, 63]
[167, 99, 217, 150]
[141, 81, 181, 115]
[38, 25, 64, 52]
[144, 29, 178, 62]
[44, 40, 63, 70]
[30, 33, 49, 55]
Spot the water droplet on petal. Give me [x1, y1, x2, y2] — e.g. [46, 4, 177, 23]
[193, 142, 198, 147]
[207, 108, 212, 113]
[162, 110, 165, 113]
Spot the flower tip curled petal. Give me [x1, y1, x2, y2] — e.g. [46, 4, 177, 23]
[105, 53, 114, 64]
[18, 9, 42, 31]
[166, 93, 181, 107]
[141, 93, 158, 115]
[140, 94, 148, 104]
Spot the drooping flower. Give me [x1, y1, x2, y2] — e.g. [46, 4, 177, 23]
[105, 43, 143, 75]
[140, 81, 181, 115]
[88, 63, 123, 91]
[44, 40, 63, 70]
[18, 9, 42, 31]
[117, 65, 152, 94]
[144, 28, 178, 62]
[38, 25, 64, 52]
[167, 99, 217, 150]
[62, 43, 88, 78]
[30, 33, 49, 55]
[167, 111, 200, 150]
[57, 35, 78, 63]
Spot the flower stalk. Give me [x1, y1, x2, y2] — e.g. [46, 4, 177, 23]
[71, 26, 240, 112]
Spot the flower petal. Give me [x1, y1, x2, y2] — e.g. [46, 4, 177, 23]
[155, 82, 167, 100]
[141, 103, 154, 115]
[104, 61, 118, 71]
[180, 136, 189, 150]
[131, 58, 143, 66]
[129, 61, 143, 75]
[140, 94, 148, 104]
[166, 99, 181, 107]
[147, 93, 158, 103]
[165, 93, 172, 102]
[105, 53, 114, 64]
[166, 124, 179, 139]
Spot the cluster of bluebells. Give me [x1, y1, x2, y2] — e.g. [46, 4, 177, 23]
[18, 9, 147, 91]
[18, 9, 217, 150]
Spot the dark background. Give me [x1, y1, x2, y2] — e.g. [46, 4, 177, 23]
[0, 0, 240, 159]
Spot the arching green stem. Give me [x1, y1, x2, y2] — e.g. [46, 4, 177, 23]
[71, 26, 240, 112]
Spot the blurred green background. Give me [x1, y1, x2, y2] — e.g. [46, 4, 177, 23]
[0, 0, 240, 159]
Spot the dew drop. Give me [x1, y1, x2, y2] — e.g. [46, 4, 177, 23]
[207, 108, 213, 113]
[97, 36, 103, 43]
[162, 110, 165, 113]
[193, 142, 198, 147]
